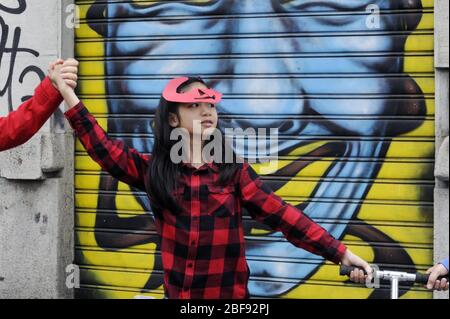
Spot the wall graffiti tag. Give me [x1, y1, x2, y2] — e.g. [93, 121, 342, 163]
[0, 0, 45, 112]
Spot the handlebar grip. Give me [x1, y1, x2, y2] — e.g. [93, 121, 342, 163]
[340, 265, 367, 277]
[415, 273, 429, 285]
[415, 273, 449, 285]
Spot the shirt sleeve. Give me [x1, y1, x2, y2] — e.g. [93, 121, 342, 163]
[238, 161, 347, 264]
[0, 77, 63, 152]
[439, 257, 449, 271]
[64, 101, 149, 191]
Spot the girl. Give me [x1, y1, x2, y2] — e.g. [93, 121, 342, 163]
[50, 65, 372, 299]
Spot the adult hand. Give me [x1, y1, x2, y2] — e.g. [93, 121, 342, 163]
[48, 58, 79, 91]
[425, 263, 449, 291]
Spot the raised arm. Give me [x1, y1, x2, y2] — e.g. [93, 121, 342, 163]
[0, 76, 62, 152]
[51, 59, 150, 190]
[0, 59, 80, 152]
[64, 99, 149, 191]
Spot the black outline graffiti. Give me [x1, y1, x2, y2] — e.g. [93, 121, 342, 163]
[0, 0, 26, 14]
[0, 1, 45, 113]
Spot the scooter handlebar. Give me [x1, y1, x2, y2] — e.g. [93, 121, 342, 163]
[339, 265, 367, 276]
[415, 272, 449, 285]
[339, 265, 449, 285]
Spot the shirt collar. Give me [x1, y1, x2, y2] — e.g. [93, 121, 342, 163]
[180, 160, 220, 173]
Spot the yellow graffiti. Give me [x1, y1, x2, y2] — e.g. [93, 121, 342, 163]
[283, 0, 434, 299]
[74, 0, 435, 299]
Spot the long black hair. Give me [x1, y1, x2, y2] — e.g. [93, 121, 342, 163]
[147, 77, 241, 214]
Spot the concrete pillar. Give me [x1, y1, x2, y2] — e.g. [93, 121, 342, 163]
[434, 0, 449, 300]
[0, 0, 75, 298]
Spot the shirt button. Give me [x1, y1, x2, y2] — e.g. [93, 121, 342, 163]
[188, 263, 193, 268]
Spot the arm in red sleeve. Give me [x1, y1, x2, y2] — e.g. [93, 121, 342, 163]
[0, 77, 63, 152]
[239, 162, 347, 264]
[64, 101, 150, 191]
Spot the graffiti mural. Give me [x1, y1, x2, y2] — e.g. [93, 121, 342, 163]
[0, 0, 46, 112]
[74, 0, 435, 298]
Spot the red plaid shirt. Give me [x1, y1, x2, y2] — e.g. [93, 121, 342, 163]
[65, 101, 347, 299]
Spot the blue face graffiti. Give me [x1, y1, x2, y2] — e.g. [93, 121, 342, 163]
[81, 0, 427, 298]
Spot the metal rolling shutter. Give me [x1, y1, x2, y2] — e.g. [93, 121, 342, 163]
[74, 0, 435, 299]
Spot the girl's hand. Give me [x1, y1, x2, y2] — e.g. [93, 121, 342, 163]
[48, 59, 63, 89]
[425, 263, 449, 291]
[48, 58, 79, 92]
[341, 249, 373, 284]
